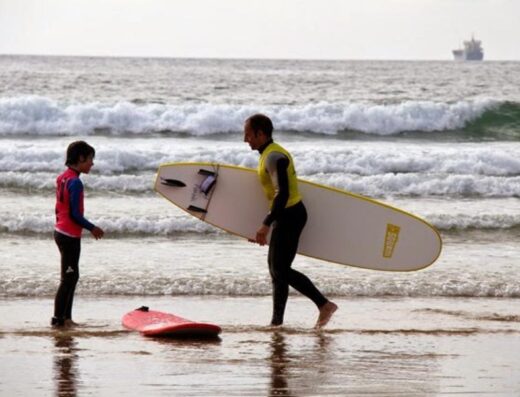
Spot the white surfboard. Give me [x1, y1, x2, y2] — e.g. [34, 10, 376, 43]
[155, 162, 442, 272]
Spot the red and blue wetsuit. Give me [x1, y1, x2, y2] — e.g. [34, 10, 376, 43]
[55, 168, 95, 237]
[52, 168, 95, 325]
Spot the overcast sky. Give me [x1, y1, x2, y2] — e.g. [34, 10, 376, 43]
[0, 0, 518, 60]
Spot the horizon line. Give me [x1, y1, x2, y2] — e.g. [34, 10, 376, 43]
[1, 52, 516, 62]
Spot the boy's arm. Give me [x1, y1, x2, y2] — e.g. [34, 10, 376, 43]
[68, 179, 96, 231]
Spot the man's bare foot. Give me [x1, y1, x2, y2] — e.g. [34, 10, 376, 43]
[63, 319, 80, 328]
[315, 301, 338, 328]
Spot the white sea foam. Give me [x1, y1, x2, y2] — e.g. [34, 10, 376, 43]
[0, 95, 498, 136]
[1, 170, 519, 198]
[1, 138, 519, 181]
[1, 205, 519, 236]
[2, 227, 519, 298]
[0, 212, 219, 235]
[310, 174, 520, 198]
[2, 150, 519, 197]
[2, 272, 520, 298]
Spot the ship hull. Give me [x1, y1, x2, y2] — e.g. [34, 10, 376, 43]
[452, 50, 483, 61]
[464, 52, 483, 61]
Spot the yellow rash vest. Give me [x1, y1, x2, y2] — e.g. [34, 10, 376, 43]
[258, 141, 302, 209]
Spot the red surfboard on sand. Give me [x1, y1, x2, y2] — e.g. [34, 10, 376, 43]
[122, 306, 221, 337]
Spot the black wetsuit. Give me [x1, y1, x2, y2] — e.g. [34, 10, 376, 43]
[259, 141, 328, 325]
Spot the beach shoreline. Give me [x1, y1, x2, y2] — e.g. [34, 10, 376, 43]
[1, 295, 519, 396]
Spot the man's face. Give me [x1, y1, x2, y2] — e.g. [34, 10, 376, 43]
[243, 121, 266, 151]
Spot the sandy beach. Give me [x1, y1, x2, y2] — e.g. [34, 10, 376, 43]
[1, 295, 519, 396]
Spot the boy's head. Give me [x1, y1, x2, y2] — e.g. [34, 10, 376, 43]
[65, 141, 95, 168]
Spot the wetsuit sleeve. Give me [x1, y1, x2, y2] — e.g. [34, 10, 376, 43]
[68, 179, 95, 231]
[263, 153, 289, 226]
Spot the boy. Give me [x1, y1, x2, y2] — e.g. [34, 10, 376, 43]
[52, 141, 104, 327]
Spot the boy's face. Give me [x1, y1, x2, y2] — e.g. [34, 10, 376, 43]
[77, 154, 95, 174]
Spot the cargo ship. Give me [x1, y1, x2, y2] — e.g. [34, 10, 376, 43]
[452, 36, 484, 61]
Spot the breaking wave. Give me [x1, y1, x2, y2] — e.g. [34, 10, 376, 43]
[2, 95, 518, 138]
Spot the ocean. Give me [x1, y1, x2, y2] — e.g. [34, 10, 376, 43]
[1, 55, 520, 396]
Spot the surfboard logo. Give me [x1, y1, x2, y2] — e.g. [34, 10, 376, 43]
[383, 224, 400, 258]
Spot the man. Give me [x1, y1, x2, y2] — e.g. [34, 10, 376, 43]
[244, 114, 337, 327]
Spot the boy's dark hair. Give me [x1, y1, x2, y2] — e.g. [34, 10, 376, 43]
[65, 141, 95, 166]
[247, 114, 273, 138]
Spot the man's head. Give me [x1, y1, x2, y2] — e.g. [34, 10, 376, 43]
[65, 141, 96, 174]
[244, 114, 273, 151]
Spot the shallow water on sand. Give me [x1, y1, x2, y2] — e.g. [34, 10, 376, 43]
[1, 296, 520, 396]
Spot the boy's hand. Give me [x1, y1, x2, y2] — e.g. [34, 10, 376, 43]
[91, 226, 104, 240]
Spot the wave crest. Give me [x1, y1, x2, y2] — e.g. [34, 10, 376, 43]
[0, 95, 508, 136]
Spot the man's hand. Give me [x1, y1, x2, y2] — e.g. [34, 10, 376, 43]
[255, 224, 270, 246]
[91, 226, 104, 240]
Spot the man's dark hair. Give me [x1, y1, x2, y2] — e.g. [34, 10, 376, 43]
[247, 114, 273, 138]
[65, 141, 95, 166]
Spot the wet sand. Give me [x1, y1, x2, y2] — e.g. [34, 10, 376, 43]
[1, 296, 520, 396]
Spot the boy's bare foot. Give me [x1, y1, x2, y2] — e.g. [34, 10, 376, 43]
[315, 301, 338, 328]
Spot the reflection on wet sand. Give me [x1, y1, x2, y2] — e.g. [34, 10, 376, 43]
[266, 328, 445, 396]
[53, 334, 79, 397]
[268, 330, 332, 397]
[269, 331, 291, 396]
